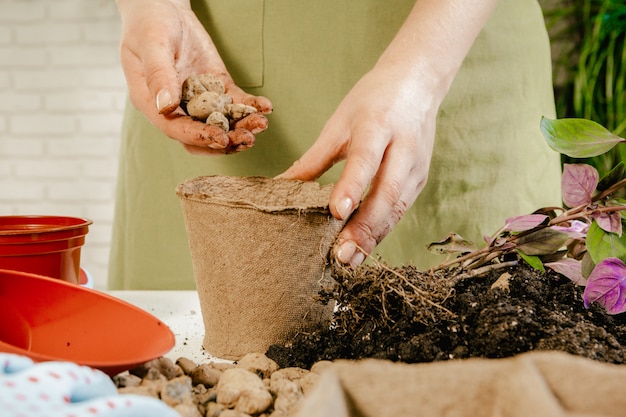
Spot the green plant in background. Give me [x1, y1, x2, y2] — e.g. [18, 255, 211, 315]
[543, 0, 626, 182]
[430, 118, 626, 314]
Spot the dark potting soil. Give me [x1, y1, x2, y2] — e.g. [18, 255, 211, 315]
[266, 262, 626, 370]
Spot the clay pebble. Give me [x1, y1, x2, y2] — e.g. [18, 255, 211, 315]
[115, 353, 324, 417]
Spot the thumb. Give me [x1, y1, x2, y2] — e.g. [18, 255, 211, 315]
[141, 48, 182, 115]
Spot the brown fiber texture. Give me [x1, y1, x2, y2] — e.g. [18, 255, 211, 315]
[176, 176, 344, 360]
[296, 351, 626, 417]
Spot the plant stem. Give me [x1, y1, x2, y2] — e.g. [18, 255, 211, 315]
[449, 260, 519, 285]
[594, 178, 626, 200]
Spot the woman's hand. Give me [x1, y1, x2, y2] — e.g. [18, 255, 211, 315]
[279, 0, 498, 265]
[116, 0, 272, 155]
[279, 65, 439, 266]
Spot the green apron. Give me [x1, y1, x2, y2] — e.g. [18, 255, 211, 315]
[108, 0, 561, 290]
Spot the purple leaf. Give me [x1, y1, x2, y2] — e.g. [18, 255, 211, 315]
[561, 164, 599, 208]
[503, 214, 548, 232]
[583, 258, 626, 314]
[545, 258, 586, 286]
[593, 211, 623, 236]
[550, 220, 589, 239]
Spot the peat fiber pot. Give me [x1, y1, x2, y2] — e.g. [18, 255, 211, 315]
[176, 175, 344, 360]
[0, 215, 92, 285]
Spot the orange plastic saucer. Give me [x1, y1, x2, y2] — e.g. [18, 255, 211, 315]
[0, 269, 175, 376]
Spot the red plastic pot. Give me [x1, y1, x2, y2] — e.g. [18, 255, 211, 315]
[0, 269, 175, 376]
[0, 215, 92, 284]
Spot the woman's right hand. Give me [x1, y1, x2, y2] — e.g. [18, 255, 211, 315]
[116, 0, 272, 155]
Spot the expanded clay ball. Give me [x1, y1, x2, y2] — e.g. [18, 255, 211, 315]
[196, 73, 225, 94]
[225, 103, 258, 121]
[206, 111, 230, 132]
[186, 91, 230, 121]
[181, 75, 208, 102]
[181, 73, 257, 128]
[116, 354, 320, 416]
[181, 73, 225, 102]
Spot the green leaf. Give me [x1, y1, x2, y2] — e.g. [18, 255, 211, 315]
[517, 251, 545, 272]
[540, 117, 625, 158]
[516, 228, 569, 256]
[582, 251, 595, 279]
[586, 220, 626, 264]
[597, 161, 625, 191]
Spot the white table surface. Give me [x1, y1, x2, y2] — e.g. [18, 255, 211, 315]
[106, 290, 228, 365]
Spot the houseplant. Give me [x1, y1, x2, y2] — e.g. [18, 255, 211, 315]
[266, 117, 626, 369]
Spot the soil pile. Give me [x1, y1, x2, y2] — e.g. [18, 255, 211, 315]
[266, 261, 626, 369]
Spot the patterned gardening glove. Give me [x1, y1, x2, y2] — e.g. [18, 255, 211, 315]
[0, 353, 179, 417]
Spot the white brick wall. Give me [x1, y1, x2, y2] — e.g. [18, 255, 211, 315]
[0, 0, 126, 290]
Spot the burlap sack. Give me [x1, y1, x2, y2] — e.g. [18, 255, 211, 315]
[295, 351, 626, 417]
[176, 175, 344, 360]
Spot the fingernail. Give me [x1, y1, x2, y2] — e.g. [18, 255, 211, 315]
[156, 88, 173, 113]
[336, 241, 356, 264]
[350, 252, 365, 267]
[336, 197, 353, 220]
